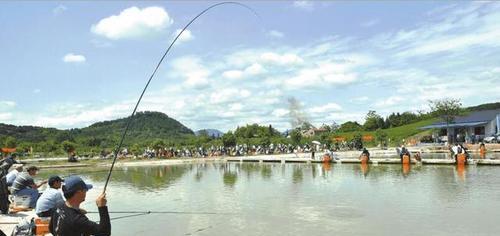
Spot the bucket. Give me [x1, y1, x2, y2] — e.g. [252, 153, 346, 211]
[13, 195, 31, 208]
[402, 155, 410, 164]
[35, 217, 51, 236]
[456, 154, 466, 165]
[322, 154, 332, 163]
[360, 154, 369, 164]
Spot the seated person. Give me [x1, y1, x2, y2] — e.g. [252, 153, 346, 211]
[456, 144, 470, 162]
[451, 143, 461, 159]
[399, 145, 411, 161]
[36, 176, 64, 217]
[360, 148, 370, 161]
[11, 166, 47, 208]
[6, 164, 23, 186]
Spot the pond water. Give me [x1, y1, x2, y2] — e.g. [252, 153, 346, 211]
[39, 162, 500, 236]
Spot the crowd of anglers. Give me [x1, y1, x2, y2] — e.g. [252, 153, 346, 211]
[0, 153, 110, 236]
[111, 141, 363, 159]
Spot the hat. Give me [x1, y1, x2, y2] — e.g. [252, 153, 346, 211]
[48, 175, 63, 187]
[62, 176, 93, 194]
[26, 166, 39, 172]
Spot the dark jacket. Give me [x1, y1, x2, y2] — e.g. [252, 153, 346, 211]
[49, 203, 111, 236]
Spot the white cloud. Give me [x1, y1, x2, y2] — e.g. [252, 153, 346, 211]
[209, 88, 251, 105]
[222, 70, 243, 79]
[53, 5, 67, 15]
[309, 103, 342, 113]
[260, 52, 303, 65]
[244, 63, 265, 75]
[91, 6, 173, 40]
[185, 76, 209, 89]
[293, 1, 314, 11]
[229, 103, 243, 111]
[350, 96, 369, 103]
[222, 63, 265, 80]
[0, 113, 13, 122]
[173, 29, 194, 43]
[170, 56, 211, 89]
[374, 96, 404, 108]
[272, 108, 289, 117]
[14, 2, 500, 132]
[63, 53, 86, 63]
[268, 30, 284, 38]
[285, 61, 357, 89]
[382, 2, 500, 58]
[33, 102, 132, 128]
[361, 19, 380, 27]
[0, 101, 16, 108]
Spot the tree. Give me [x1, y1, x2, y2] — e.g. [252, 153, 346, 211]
[290, 129, 302, 145]
[152, 139, 165, 151]
[375, 129, 388, 149]
[330, 121, 340, 132]
[222, 131, 237, 147]
[62, 140, 76, 153]
[338, 121, 362, 132]
[429, 98, 463, 142]
[300, 122, 314, 131]
[319, 132, 332, 146]
[3, 136, 17, 148]
[364, 110, 384, 131]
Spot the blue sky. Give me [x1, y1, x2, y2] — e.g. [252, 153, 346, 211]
[1, 1, 499, 132]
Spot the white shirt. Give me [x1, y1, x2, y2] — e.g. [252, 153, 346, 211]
[5, 169, 19, 185]
[35, 187, 65, 214]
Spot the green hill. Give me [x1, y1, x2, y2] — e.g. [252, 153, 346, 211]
[0, 111, 194, 153]
[331, 118, 437, 146]
[79, 111, 194, 146]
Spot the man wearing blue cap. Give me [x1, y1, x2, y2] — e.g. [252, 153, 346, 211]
[49, 176, 110, 236]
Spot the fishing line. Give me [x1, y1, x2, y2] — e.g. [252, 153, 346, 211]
[103, 2, 260, 193]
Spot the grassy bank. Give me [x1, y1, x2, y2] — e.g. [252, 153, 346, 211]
[332, 118, 437, 146]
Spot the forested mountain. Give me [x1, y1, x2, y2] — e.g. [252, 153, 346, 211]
[0, 111, 194, 152]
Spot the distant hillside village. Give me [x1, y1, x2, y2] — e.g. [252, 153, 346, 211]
[0, 100, 499, 157]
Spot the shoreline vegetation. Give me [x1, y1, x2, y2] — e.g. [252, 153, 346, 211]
[2, 100, 500, 160]
[24, 144, 500, 170]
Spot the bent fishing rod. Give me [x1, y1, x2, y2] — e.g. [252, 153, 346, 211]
[103, 2, 260, 193]
[90, 210, 235, 222]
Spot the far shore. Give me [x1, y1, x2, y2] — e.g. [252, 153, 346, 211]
[19, 144, 500, 170]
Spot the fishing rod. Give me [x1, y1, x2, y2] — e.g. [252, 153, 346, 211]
[88, 210, 232, 215]
[90, 210, 234, 222]
[103, 2, 260, 193]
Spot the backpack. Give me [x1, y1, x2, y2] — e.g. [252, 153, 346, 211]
[10, 218, 35, 236]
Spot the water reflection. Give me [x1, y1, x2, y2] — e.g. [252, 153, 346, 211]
[402, 163, 411, 177]
[292, 165, 303, 184]
[360, 163, 369, 177]
[34, 162, 500, 236]
[222, 163, 238, 187]
[456, 164, 466, 182]
[89, 165, 190, 191]
[260, 164, 272, 180]
[36, 162, 480, 194]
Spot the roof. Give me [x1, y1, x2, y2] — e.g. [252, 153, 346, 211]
[420, 121, 488, 129]
[420, 109, 500, 129]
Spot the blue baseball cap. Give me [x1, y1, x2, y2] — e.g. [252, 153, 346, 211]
[62, 176, 93, 193]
